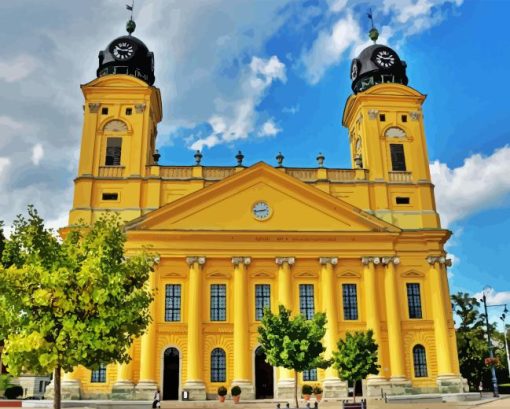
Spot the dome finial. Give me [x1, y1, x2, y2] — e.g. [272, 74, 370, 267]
[367, 8, 379, 43]
[126, 1, 136, 35]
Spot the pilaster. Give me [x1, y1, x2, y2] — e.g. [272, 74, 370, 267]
[112, 346, 135, 400]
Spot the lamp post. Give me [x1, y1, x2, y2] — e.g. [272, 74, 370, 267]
[500, 309, 510, 378]
[480, 287, 507, 398]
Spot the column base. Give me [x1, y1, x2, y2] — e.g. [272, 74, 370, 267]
[231, 380, 254, 400]
[322, 378, 348, 398]
[111, 380, 136, 400]
[135, 380, 158, 400]
[387, 377, 412, 395]
[366, 377, 391, 397]
[436, 375, 464, 393]
[182, 380, 206, 400]
[277, 378, 296, 399]
[45, 379, 81, 400]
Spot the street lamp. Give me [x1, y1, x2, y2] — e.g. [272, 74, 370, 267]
[480, 286, 507, 398]
[500, 308, 510, 379]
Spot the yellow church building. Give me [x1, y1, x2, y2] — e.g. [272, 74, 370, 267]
[60, 20, 465, 401]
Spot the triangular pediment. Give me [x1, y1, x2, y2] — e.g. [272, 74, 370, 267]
[127, 162, 400, 233]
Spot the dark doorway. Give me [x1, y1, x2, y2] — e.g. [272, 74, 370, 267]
[163, 347, 179, 400]
[255, 346, 274, 399]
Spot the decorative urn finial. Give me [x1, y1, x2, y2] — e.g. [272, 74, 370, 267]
[235, 150, 244, 166]
[316, 152, 325, 167]
[153, 149, 161, 165]
[194, 150, 203, 165]
[276, 152, 284, 167]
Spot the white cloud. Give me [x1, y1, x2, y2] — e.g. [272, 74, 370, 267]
[31, 144, 44, 166]
[0, 55, 38, 83]
[190, 55, 286, 150]
[430, 146, 510, 226]
[477, 289, 510, 306]
[282, 105, 300, 115]
[0, 157, 11, 179]
[300, 13, 361, 85]
[0, 115, 25, 130]
[259, 120, 281, 137]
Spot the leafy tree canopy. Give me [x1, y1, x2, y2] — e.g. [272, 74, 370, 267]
[0, 207, 156, 408]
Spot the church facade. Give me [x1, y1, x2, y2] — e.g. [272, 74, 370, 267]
[61, 21, 465, 401]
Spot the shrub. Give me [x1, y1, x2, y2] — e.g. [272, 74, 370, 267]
[313, 385, 323, 395]
[5, 385, 23, 399]
[302, 384, 313, 395]
[217, 386, 228, 396]
[231, 385, 241, 396]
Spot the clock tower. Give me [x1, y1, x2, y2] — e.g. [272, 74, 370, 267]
[69, 19, 162, 226]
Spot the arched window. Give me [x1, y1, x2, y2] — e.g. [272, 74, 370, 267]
[413, 345, 428, 377]
[211, 348, 226, 382]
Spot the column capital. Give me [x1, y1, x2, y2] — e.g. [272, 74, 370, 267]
[361, 256, 381, 265]
[319, 257, 338, 266]
[275, 257, 295, 265]
[232, 257, 251, 266]
[381, 256, 400, 266]
[426, 255, 447, 265]
[186, 256, 206, 266]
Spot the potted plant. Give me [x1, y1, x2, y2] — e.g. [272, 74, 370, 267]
[231, 385, 241, 404]
[313, 384, 323, 401]
[217, 386, 227, 402]
[302, 384, 313, 401]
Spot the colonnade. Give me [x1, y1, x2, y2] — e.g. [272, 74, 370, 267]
[62, 254, 458, 399]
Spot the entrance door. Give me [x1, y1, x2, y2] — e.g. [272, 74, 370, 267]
[255, 346, 274, 399]
[163, 347, 179, 400]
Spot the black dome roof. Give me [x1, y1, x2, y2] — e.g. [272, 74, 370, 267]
[350, 43, 407, 93]
[97, 34, 155, 85]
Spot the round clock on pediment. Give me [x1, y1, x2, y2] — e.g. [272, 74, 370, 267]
[252, 201, 272, 221]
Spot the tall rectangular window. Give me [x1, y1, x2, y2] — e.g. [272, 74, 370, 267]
[165, 284, 181, 322]
[91, 363, 106, 383]
[105, 137, 122, 166]
[407, 283, 422, 319]
[210, 284, 226, 321]
[390, 143, 406, 171]
[299, 284, 314, 320]
[255, 284, 271, 321]
[342, 284, 358, 320]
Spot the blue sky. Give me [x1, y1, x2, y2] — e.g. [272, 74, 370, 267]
[0, 0, 509, 323]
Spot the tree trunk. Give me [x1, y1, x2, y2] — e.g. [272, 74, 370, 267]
[294, 370, 299, 409]
[353, 379, 356, 403]
[54, 365, 61, 409]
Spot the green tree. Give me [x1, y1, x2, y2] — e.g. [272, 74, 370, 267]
[451, 292, 489, 389]
[0, 220, 5, 260]
[258, 305, 330, 408]
[0, 207, 156, 409]
[332, 330, 379, 402]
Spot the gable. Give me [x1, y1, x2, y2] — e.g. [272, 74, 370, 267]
[127, 162, 399, 233]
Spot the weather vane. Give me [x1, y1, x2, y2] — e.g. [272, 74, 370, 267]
[367, 8, 379, 43]
[126, 0, 136, 35]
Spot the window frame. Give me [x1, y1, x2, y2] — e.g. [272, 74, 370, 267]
[342, 283, 359, 321]
[406, 283, 423, 319]
[412, 344, 428, 378]
[91, 363, 107, 383]
[165, 284, 182, 322]
[210, 348, 226, 383]
[210, 284, 227, 321]
[255, 284, 271, 321]
[299, 284, 315, 320]
[105, 137, 122, 166]
[303, 368, 317, 381]
[389, 143, 407, 171]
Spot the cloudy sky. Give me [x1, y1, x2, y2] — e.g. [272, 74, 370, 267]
[0, 0, 509, 322]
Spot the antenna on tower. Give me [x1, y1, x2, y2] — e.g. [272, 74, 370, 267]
[367, 8, 379, 43]
[126, 0, 136, 35]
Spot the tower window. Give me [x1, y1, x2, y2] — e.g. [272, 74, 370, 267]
[105, 137, 122, 166]
[342, 284, 358, 320]
[407, 283, 422, 319]
[413, 345, 428, 377]
[379, 114, 386, 122]
[401, 115, 407, 123]
[101, 107, 108, 115]
[91, 364, 107, 383]
[299, 284, 314, 320]
[211, 348, 226, 382]
[390, 144, 407, 171]
[210, 284, 226, 321]
[396, 197, 410, 205]
[165, 284, 181, 322]
[126, 108, 132, 115]
[255, 284, 271, 321]
[102, 193, 118, 201]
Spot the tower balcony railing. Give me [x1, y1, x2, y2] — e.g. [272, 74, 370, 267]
[388, 171, 412, 182]
[98, 166, 125, 177]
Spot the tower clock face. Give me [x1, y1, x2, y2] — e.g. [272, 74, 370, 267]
[112, 41, 135, 61]
[374, 49, 395, 68]
[252, 201, 271, 220]
[350, 59, 359, 80]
